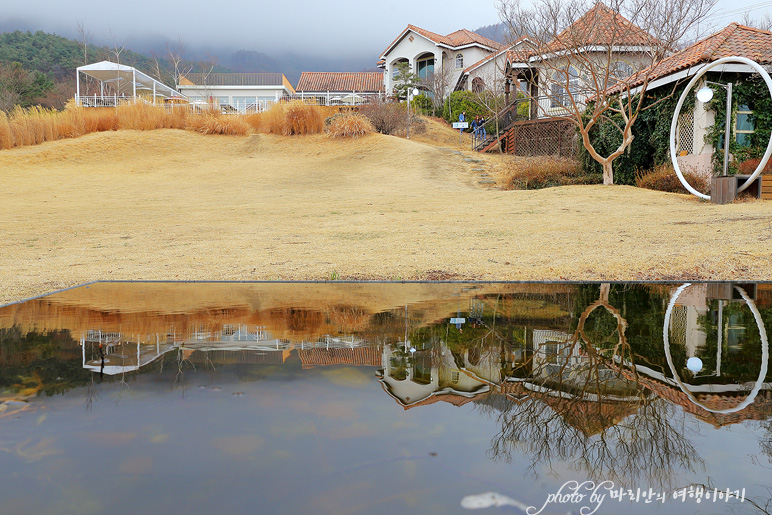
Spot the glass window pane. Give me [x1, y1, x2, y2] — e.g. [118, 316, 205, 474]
[736, 113, 754, 132]
[736, 132, 752, 147]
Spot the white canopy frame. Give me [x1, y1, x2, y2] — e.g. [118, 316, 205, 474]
[76, 60, 186, 107]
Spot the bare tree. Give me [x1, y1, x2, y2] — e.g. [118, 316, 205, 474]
[497, 0, 717, 184]
[76, 21, 90, 66]
[167, 37, 194, 87]
[741, 10, 772, 31]
[421, 59, 455, 117]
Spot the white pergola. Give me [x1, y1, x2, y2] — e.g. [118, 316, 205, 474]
[76, 60, 186, 107]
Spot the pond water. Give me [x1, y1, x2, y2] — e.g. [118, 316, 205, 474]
[0, 281, 770, 514]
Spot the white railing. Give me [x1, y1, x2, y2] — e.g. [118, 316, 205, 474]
[77, 91, 387, 115]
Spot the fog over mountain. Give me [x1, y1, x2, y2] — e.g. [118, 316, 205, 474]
[2, 0, 770, 85]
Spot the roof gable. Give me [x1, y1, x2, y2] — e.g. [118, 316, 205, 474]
[549, 2, 659, 51]
[380, 24, 505, 58]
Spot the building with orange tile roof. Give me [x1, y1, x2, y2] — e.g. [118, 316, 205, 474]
[378, 24, 505, 98]
[294, 72, 385, 105]
[606, 23, 772, 177]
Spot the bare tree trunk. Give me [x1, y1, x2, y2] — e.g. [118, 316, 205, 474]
[602, 161, 614, 185]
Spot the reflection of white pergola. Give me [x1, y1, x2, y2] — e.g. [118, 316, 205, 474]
[76, 60, 186, 107]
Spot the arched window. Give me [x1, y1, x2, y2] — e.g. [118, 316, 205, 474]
[550, 65, 579, 108]
[455, 53, 464, 69]
[471, 77, 485, 93]
[417, 54, 435, 80]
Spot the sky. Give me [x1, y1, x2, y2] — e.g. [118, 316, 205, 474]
[2, 0, 772, 65]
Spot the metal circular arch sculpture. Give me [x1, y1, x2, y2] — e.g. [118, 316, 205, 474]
[663, 283, 769, 414]
[669, 56, 772, 200]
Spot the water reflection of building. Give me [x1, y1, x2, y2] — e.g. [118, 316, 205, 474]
[378, 344, 490, 409]
[81, 325, 382, 374]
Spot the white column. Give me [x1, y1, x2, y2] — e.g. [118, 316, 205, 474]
[133, 69, 137, 104]
[76, 69, 81, 106]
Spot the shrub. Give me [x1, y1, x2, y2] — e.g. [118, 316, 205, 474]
[503, 157, 599, 190]
[327, 113, 374, 139]
[441, 90, 487, 124]
[410, 94, 433, 116]
[635, 164, 710, 194]
[359, 100, 406, 135]
[738, 157, 772, 176]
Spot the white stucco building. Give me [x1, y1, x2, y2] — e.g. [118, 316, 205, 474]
[378, 25, 505, 98]
[177, 72, 296, 113]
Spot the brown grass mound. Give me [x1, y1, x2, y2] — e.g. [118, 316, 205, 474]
[503, 156, 599, 189]
[636, 164, 709, 195]
[327, 113, 374, 139]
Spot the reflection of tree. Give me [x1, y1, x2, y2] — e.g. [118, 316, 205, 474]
[485, 394, 702, 490]
[482, 285, 705, 491]
[0, 328, 91, 397]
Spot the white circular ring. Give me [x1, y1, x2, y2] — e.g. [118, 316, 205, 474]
[669, 56, 772, 200]
[663, 283, 769, 414]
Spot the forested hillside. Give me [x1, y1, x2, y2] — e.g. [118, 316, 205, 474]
[0, 30, 223, 110]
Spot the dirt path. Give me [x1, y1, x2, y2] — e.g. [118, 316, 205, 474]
[2, 125, 772, 305]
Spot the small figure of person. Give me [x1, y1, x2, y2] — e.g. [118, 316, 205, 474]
[459, 111, 466, 134]
[470, 116, 480, 140]
[478, 116, 487, 139]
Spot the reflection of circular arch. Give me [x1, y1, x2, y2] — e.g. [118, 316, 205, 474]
[669, 56, 772, 200]
[576, 300, 629, 350]
[663, 283, 769, 414]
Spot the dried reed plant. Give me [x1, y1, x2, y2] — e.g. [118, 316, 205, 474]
[0, 102, 252, 151]
[503, 156, 599, 190]
[635, 164, 709, 195]
[187, 113, 250, 135]
[260, 101, 325, 135]
[327, 113, 374, 139]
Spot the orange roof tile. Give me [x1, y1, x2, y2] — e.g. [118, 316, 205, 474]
[549, 2, 659, 50]
[380, 24, 505, 59]
[295, 72, 385, 93]
[609, 23, 772, 93]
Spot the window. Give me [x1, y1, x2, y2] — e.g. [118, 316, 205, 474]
[608, 60, 634, 86]
[550, 66, 579, 108]
[735, 104, 754, 147]
[417, 56, 434, 80]
[233, 96, 257, 112]
[472, 77, 485, 93]
[455, 53, 464, 69]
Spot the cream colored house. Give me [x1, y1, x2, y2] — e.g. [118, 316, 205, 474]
[378, 25, 504, 98]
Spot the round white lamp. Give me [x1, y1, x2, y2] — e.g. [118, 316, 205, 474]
[696, 87, 714, 103]
[686, 357, 703, 372]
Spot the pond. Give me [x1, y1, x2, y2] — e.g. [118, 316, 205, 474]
[0, 281, 769, 514]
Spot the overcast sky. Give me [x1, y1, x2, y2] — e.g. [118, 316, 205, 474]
[3, 0, 772, 64]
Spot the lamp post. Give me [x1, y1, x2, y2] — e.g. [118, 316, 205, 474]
[406, 87, 419, 139]
[696, 81, 732, 176]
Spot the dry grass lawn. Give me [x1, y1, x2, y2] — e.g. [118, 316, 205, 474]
[2, 118, 772, 306]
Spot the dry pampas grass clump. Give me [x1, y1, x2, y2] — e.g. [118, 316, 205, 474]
[635, 164, 710, 195]
[187, 113, 251, 135]
[0, 102, 252, 150]
[260, 101, 324, 135]
[503, 156, 599, 190]
[327, 113, 374, 139]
